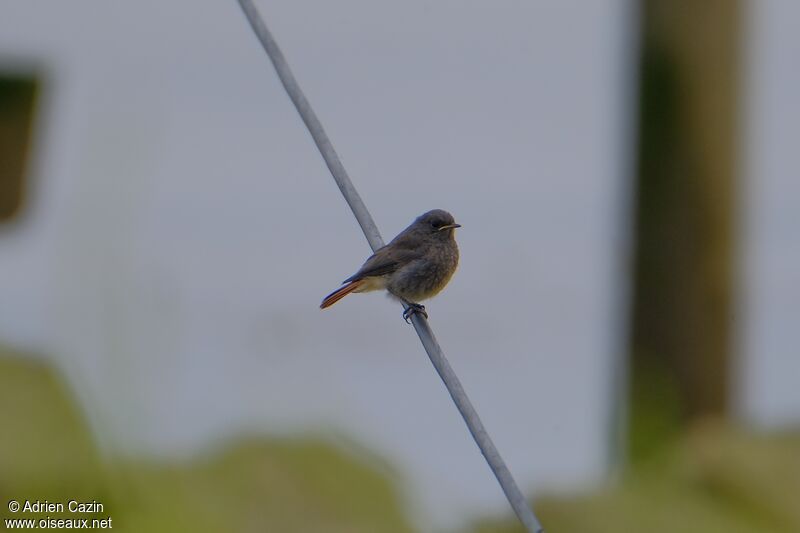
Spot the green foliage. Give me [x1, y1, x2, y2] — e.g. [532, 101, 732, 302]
[474, 421, 800, 533]
[5, 346, 798, 533]
[0, 349, 413, 533]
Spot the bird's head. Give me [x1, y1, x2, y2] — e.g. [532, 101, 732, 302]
[414, 209, 461, 238]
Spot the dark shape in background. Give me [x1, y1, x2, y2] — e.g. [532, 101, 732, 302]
[0, 73, 38, 223]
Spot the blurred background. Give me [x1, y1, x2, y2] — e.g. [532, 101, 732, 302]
[1, 1, 798, 532]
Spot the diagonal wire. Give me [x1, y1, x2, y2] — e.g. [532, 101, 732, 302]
[236, 1, 544, 531]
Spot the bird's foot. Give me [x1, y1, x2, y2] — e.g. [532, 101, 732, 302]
[403, 303, 427, 323]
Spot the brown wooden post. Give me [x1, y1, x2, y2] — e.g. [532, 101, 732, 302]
[629, 0, 740, 460]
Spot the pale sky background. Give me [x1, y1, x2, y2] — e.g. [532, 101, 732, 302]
[0, 1, 798, 530]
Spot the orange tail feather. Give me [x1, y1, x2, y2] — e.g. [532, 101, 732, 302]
[320, 279, 365, 309]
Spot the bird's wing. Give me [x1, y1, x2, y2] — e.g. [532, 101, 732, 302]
[342, 245, 422, 283]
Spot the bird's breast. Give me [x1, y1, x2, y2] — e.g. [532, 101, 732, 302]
[387, 243, 459, 302]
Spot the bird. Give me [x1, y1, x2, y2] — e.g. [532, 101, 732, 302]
[320, 209, 460, 322]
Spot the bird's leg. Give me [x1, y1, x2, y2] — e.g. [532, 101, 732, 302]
[403, 303, 427, 323]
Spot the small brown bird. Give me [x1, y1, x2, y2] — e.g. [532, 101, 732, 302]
[320, 209, 460, 321]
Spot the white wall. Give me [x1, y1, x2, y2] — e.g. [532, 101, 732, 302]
[0, 1, 648, 530]
[739, 0, 800, 428]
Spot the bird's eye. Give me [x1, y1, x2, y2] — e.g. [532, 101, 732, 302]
[430, 220, 442, 229]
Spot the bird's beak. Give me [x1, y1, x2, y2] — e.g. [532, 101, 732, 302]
[438, 223, 461, 231]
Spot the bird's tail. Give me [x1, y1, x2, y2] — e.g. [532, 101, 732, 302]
[320, 279, 365, 309]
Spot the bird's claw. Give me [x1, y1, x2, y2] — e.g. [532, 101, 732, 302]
[403, 303, 427, 323]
